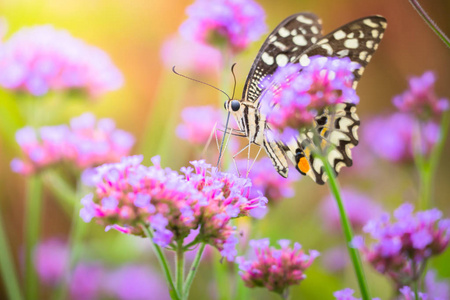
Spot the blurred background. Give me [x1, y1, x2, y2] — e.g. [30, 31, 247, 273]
[0, 0, 449, 299]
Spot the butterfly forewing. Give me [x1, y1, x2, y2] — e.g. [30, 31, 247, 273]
[242, 13, 323, 103]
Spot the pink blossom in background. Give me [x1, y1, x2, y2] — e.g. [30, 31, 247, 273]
[11, 112, 135, 175]
[69, 263, 104, 300]
[424, 270, 450, 300]
[363, 113, 440, 162]
[161, 35, 222, 73]
[259, 56, 359, 142]
[33, 239, 68, 285]
[353, 203, 450, 285]
[320, 188, 382, 232]
[333, 288, 381, 300]
[103, 265, 170, 300]
[321, 246, 348, 272]
[398, 286, 427, 300]
[81, 155, 267, 261]
[393, 71, 449, 120]
[176, 105, 224, 145]
[179, 0, 267, 52]
[236, 238, 319, 296]
[0, 24, 123, 97]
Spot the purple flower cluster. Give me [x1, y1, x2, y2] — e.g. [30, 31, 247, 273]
[398, 286, 427, 300]
[333, 288, 380, 300]
[11, 113, 134, 175]
[0, 25, 123, 97]
[259, 56, 359, 140]
[33, 239, 68, 285]
[80, 155, 267, 261]
[236, 238, 319, 296]
[179, 0, 267, 52]
[363, 113, 440, 162]
[176, 105, 223, 145]
[353, 203, 450, 285]
[320, 188, 382, 232]
[393, 71, 449, 120]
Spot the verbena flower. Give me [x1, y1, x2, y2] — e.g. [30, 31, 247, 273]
[320, 188, 382, 232]
[424, 270, 449, 300]
[259, 56, 359, 142]
[161, 35, 222, 73]
[393, 71, 449, 120]
[0, 25, 123, 97]
[33, 239, 68, 285]
[398, 286, 427, 300]
[81, 156, 267, 261]
[333, 288, 381, 300]
[11, 113, 134, 175]
[179, 0, 267, 52]
[69, 263, 104, 300]
[364, 113, 440, 162]
[353, 203, 450, 286]
[176, 106, 223, 145]
[236, 238, 319, 296]
[103, 265, 170, 300]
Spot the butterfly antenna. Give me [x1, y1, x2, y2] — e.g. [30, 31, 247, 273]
[217, 111, 231, 168]
[230, 63, 237, 100]
[172, 66, 231, 100]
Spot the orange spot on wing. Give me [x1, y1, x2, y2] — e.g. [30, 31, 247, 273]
[298, 157, 310, 173]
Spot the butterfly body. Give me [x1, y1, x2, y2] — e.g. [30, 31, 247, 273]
[225, 13, 387, 184]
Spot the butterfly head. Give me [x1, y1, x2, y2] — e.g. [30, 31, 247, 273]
[224, 99, 242, 113]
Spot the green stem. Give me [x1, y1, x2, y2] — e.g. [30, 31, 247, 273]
[409, 0, 450, 48]
[141, 224, 180, 300]
[214, 251, 232, 300]
[0, 210, 23, 300]
[319, 155, 371, 300]
[24, 175, 43, 300]
[42, 170, 76, 215]
[176, 241, 185, 299]
[183, 243, 206, 299]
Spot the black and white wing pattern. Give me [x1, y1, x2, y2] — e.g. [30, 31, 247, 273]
[282, 16, 387, 184]
[242, 13, 323, 103]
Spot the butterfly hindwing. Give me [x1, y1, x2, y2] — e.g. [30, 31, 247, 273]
[242, 13, 323, 103]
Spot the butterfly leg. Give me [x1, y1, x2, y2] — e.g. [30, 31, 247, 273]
[245, 146, 262, 178]
[231, 143, 252, 177]
[201, 121, 218, 159]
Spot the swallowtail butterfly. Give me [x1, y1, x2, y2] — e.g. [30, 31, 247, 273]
[224, 13, 387, 184]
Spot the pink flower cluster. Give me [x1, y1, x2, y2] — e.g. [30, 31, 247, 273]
[353, 203, 450, 285]
[393, 71, 449, 120]
[236, 238, 319, 296]
[176, 105, 223, 145]
[259, 56, 359, 141]
[179, 0, 267, 52]
[80, 156, 267, 261]
[11, 113, 135, 175]
[0, 25, 123, 97]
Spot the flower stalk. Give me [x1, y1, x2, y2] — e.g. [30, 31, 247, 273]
[176, 241, 185, 299]
[319, 154, 371, 300]
[183, 243, 206, 300]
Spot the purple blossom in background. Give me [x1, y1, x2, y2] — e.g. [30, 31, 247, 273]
[393, 71, 449, 120]
[333, 288, 381, 300]
[363, 113, 440, 162]
[69, 263, 104, 300]
[353, 203, 450, 285]
[236, 238, 319, 296]
[176, 106, 223, 145]
[259, 56, 359, 141]
[33, 239, 68, 285]
[399, 286, 427, 300]
[179, 0, 267, 52]
[81, 155, 267, 261]
[11, 112, 134, 175]
[424, 270, 450, 300]
[0, 24, 123, 97]
[321, 246, 349, 272]
[320, 188, 382, 232]
[161, 35, 222, 73]
[103, 265, 170, 300]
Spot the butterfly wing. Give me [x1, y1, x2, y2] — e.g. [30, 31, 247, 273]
[242, 13, 323, 104]
[283, 16, 387, 184]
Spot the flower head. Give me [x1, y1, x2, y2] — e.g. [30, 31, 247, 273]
[81, 156, 267, 261]
[0, 25, 123, 97]
[321, 188, 382, 232]
[69, 263, 104, 300]
[176, 106, 223, 145]
[259, 56, 359, 140]
[353, 203, 450, 285]
[11, 113, 134, 175]
[33, 239, 68, 285]
[424, 270, 449, 300]
[363, 113, 440, 163]
[393, 71, 449, 120]
[236, 238, 319, 296]
[179, 0, 267, 52]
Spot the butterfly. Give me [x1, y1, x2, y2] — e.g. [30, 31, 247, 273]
[223, 13, 387, 184]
